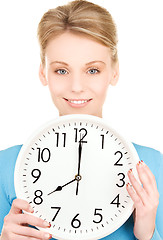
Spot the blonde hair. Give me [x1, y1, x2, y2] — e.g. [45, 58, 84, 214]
[37, 0, 118, 66]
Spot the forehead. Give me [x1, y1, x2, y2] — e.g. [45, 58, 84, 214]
[45, 32, 111, 65]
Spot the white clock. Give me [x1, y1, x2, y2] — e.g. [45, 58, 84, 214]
[14, 114, 140, 240]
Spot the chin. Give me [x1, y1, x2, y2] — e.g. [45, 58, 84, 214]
[59, 110, 101, 118]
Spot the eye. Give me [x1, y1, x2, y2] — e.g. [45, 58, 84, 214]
[55, 69, 68, 75]
[88, 68, 100, 74]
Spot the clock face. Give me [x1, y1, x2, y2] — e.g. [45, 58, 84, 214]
[14, 114, 140, 240]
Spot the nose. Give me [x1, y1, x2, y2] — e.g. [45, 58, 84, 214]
[70, 73, 85, 93]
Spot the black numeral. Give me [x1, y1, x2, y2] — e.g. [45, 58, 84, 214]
[37, 148, 51, 162]
[110, 194, 120, 208]
[71, 213, 81, 228]
[74, 128, 87, 143]
[93, 208, 103, 223]
[51, 207, 61, 221]
[33, 190, 43, 205]
[55, 132, 66, 147]
[114, 151, 123, 166]
[31, 169, 41, 183]
[100, 135, 104, 149]
[116, 173, 125, 187]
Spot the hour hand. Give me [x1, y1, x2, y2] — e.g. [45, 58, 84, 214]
[47, 178, 76, 196]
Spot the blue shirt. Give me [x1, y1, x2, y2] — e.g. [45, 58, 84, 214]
[0, 143, 163, 240]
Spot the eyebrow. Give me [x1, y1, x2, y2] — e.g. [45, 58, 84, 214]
[50, 60, 106, 66]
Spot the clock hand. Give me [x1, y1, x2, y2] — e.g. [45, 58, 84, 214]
[76, 181, 80, 196]
[48, 139, 83, 196]
[47, 178, 76, 196]
[78, 140, 82, 175]
[76, 140, 83, 195]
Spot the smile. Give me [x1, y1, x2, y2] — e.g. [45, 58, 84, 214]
[63, 98, 92, 107]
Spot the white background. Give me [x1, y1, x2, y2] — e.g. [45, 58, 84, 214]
[0, 0, 162, 151]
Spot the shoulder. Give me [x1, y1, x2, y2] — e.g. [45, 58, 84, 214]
[0, 144, 23, 179]
[0, 145, 23, 174]
[0, 145, 23, 203]
[132, 142, 163, 180]
[0, 145, 22, 160]
[132, 142, 162, 163]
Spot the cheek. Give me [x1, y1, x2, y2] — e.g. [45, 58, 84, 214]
[48, 78, 65, 96]
[91, 77, 109, 97]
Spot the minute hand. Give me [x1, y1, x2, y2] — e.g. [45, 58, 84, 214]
[78, 141, 82, 174]
[76, 141, 83, 195]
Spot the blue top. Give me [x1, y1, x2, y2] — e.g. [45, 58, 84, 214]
[0, 143, 163, 240]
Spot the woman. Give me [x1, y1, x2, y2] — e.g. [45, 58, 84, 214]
[0, 0, 162, 239]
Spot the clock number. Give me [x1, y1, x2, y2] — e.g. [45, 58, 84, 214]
[51, 207, 61, 221]
[31, 169, 41, 183]
[114, 151, 123, 166]
[116, 173, 125, 187]
[74, 128, 87, 143]
[71, 213, 81, 228]
[33, 190, 43, 205]
[110, 194, 120, 208]
[37, 148, 51, 162]
[100, 134, 104, 149]
[93, 208, 103, 223]
[55, 132, 66, 147]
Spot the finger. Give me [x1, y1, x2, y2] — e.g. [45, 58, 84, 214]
[14, 213, 51, 229]
[136, 161, 157, 193]
[126, 183, 143, 209]
[140, 161, 156, 183]
[10, 199, 33, 214]
[12, 223, 52, 239]
[136, 161, 153, 195]
[8, 234, 40, 240]
[127, 169, 149, 205]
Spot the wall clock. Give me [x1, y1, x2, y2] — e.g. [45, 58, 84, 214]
[14, 114, 140, 240]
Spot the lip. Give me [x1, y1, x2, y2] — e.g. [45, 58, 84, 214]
[63, 98, 92, 108]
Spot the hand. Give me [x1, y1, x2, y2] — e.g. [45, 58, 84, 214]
[126, 160, 159, 240]
[76, 140, 83, 195]
[1, 198, 52, 240]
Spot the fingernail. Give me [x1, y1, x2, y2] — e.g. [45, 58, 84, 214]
[44, 221, 51, 228]
[141, 160, 145, 165]
[29, 206, 34, 213]
[127, 183, 133, 187]
[137, 160, 144, 167]
[128, 168, 133, 174]
[44, 233, 52, 239]
[49, 234, 53, 239]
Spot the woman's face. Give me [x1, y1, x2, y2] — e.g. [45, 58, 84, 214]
[39, 32, 119, 117]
